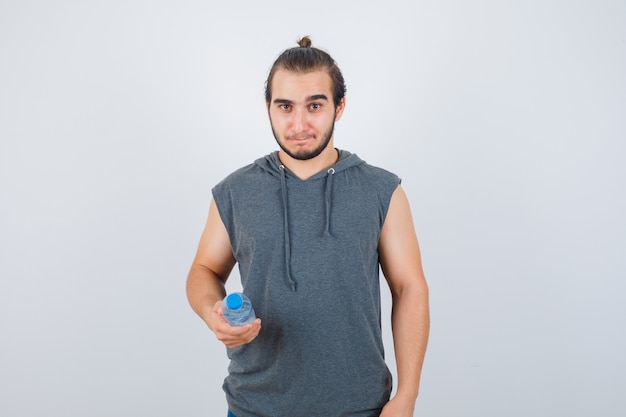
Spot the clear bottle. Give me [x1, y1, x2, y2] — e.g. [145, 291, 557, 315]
[221, 292, 256, 326]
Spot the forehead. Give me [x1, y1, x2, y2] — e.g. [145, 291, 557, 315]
[271, 69, 333, 100]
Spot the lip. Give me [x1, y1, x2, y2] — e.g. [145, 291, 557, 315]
[287, 135, 314, 144]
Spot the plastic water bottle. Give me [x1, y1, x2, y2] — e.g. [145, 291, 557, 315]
[221, 292, 256, 326]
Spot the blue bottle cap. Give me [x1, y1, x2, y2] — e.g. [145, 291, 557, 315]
[226, 293, 243, 310]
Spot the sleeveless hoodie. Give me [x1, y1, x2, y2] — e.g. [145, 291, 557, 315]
[212, 149, 401, 417]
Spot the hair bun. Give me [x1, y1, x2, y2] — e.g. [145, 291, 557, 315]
[297, 36, 312, 48]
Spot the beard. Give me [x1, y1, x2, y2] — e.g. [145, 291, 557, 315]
[270, 120, 335, 161]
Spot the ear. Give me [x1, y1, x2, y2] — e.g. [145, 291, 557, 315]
[334, 96, 346, 121]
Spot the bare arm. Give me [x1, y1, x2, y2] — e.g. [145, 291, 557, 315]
[379, 186, 430, 417]
[186, 199, 261, 348]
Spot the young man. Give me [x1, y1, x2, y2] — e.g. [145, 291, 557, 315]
[187, 37, 430, 417]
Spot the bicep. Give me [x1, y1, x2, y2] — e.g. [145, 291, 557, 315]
[379, 186, 427, 294]
[191, 198, 236, 282]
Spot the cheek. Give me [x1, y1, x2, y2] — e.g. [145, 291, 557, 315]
[316, 114, 335, 128]
[269, 112, 284, 126]
[272, 117, 289, 131]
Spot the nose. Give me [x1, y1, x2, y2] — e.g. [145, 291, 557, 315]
[291, 107, 307, 132]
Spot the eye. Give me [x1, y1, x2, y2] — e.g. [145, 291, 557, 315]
[279, 104, 291, 111]
[309, 103, 321, 111]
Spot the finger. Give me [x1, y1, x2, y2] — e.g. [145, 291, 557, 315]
[218, 319, 262, 347]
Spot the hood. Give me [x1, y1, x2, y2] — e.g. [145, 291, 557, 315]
[252, 149, 365, 291]
[253, 149, 364, 179]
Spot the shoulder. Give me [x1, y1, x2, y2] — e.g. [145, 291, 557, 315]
[339, 150, 399, 182]
[352, 160, 402, 192]
[217, 163, 258, 184]
[215, 153, 282, 189]
[359, 161, 399, 179]
[214, 162, 268, 192]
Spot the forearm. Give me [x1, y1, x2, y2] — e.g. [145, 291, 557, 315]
[186, 264, 227, 332]
[391, 284, 430, 402]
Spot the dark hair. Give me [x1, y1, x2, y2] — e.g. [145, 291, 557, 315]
[265, 36, 346, 107]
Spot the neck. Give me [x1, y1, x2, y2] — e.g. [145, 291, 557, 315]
[278, 145, 339, 180]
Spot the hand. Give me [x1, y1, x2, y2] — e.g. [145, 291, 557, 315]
[208, 300, 262, 348]
[379, 395, 416, 417]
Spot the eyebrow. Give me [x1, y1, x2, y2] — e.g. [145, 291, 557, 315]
[307, 94, 329, 102]
[272, 94, 329, 105]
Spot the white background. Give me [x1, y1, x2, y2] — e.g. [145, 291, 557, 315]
[1, 1, 625, 416]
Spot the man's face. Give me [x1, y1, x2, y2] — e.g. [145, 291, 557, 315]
[267, 69, 345, 161]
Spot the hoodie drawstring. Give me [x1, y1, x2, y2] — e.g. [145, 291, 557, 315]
[278, 164, 337, 291]
[324, 168, 335, 237]
[279, 165, 297, 291]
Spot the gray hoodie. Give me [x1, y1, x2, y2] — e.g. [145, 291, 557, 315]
[213, 149, 401, 417]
